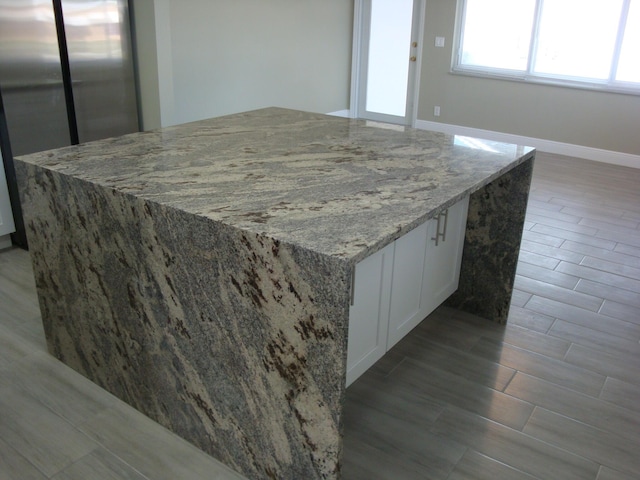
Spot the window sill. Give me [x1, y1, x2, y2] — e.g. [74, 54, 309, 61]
[450, 67, 640, 97]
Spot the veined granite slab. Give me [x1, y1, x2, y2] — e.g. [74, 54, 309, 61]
[17, 108, 533, 264]
[15, 108, 535, 479]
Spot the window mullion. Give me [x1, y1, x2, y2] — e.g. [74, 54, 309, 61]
[526, 0, 545, 77]
[610, 0, 631, 83]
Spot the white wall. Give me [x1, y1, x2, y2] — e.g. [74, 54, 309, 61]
[132, 0, 354, 129]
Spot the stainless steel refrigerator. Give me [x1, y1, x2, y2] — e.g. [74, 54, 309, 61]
[0, 0, 140, 247]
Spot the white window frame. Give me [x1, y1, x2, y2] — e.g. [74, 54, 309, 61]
[452, 0, 640, 96]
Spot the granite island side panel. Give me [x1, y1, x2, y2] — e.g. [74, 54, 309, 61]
[15, 108, 535, 479]
[17, 165, 351, 479]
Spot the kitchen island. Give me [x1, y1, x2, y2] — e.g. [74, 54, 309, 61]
[15, 108, 534, 480]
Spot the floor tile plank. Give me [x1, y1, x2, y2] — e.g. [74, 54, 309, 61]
[471, 338, 605, 397]
[575, 279, 640, 310]
[515, 262, 580, 289]
[446, 450, 539, 480]
[526, 296, 640, 343]
[562, 240, 640, 269]
[0, 388, 99, 477]
[429, 406, 600, 480]
[0, 437, 48, 480]
[519, 238, 584, 264]
[523, 408, 640, 478]
[506, 373, 640, 442]
[531, 224, 617, 250]
[77, 404, 246, 480]
[564, 343, 640, 387]
[51, 448, 149, 480]
[514, 275, 602, 311]
[599, 377, 640, 413]
[389, 357, 535, 430]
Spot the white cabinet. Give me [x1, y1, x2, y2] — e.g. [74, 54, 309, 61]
[347, 195, 469, 386]
[346, 242, 394, 386]
[422, 197, 469, 313]
[387, 195, 469, 348]
[386, 222, 429, 348]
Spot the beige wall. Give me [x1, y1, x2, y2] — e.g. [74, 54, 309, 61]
[132, 0, 353, 129]
[418, 0, 640, 155]
[132, 0, 639, 155]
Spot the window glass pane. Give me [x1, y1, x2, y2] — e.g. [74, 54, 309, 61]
[459, 0, 536, 71]
[617, 0, 640, 83]
[534, 0, 623, 80]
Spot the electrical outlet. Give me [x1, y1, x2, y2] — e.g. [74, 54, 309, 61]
[434, 106, 441, 117]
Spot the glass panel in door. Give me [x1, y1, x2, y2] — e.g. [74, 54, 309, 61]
[365, 0, 414, 118]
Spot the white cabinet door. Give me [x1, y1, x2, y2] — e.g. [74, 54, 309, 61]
[346, 242, 394, 386]
[347, 195, 469, 385]
[387, 196, 469, 349]
[422, 195, 469, 314]
[386, 222, 429, 348]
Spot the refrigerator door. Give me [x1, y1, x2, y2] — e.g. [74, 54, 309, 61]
[0, 0, 72, 156]
[62, 0, 139, 143]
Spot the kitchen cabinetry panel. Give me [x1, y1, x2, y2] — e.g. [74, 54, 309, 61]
[348, 195, 469, 384]
[346, 242, 394, 386]
[387, 223, 428, 346]
[421, 196, 470, 317]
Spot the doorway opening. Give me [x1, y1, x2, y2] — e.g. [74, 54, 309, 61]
[351, 0, 425, 126]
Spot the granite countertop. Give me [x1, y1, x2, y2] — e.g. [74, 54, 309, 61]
[17, 107, 534, 262]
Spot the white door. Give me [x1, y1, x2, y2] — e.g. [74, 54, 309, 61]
[0, 150, 16, 240]
[351, 0, 425, 125]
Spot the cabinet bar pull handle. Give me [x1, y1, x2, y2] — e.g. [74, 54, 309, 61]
[431, 209, 449, 246]
[431, 213, 442, 246]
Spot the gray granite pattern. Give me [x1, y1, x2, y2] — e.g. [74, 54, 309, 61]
[15, 108, 535, 479]
[446, 158, 534, 323]
[20, 168, 350, 479]
[19, 108, 534, 264]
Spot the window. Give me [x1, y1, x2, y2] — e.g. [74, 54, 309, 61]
[454, 0, 640, 93]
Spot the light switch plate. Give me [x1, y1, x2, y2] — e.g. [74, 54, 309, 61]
[435, 36, 445, 48]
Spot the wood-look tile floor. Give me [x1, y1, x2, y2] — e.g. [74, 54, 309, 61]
[1, 152, 639, 479]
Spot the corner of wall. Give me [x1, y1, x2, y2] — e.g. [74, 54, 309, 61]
[130, 0, 173, 130]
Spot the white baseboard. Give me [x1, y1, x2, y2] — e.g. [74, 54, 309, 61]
[415, 119, 640, 169]
[326, 110, 352, 118]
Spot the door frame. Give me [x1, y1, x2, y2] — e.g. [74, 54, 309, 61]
[350, 0, 426, 126]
